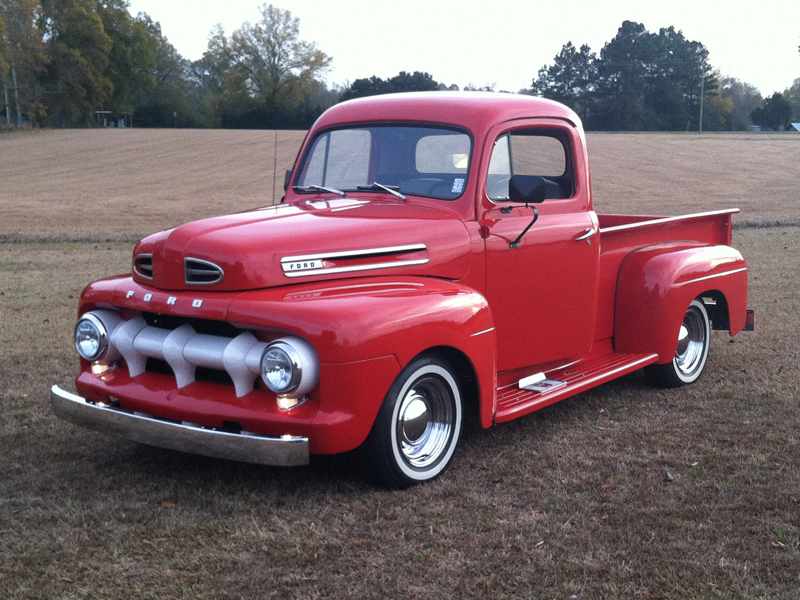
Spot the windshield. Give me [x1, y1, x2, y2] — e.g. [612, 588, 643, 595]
[294, 125, 472, 200]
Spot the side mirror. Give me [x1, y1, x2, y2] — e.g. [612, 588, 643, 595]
[508, 175, 546, 204]
[283, 169, 293, 192]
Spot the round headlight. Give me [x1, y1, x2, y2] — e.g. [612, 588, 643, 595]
[75, 313, 109, 361]
[260, 343, 302, 393]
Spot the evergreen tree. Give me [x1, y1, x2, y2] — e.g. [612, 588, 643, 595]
[340, 71, 439, 101]
[594, 21, 654, 130]
[387, 70, 438, 93]
[530, 42, 598, 125]
[783, 78, 800, 122]
[534, 21, 719, 131]
[752, 92, 792, 130]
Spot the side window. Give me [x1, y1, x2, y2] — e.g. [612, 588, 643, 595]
[486, 129, 573, 201]
[511, 135, 566, 178]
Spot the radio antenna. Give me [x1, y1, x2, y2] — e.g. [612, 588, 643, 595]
[271, 132, 278, 204]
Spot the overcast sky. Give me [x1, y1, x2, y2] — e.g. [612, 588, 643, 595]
[127, 0, 800, 96]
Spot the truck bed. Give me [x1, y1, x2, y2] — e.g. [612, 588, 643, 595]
[595, 208, 740, 344]
[598, 208, 738, 249]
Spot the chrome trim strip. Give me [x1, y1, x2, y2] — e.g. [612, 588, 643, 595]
[283, 258, 429, 278]
[522, 354, 658, 408]
[599, 209, 739, 235]
[281, 243, 427, 265]
[50, 385, 309, 467]
[679, 267, 748, 286]
[470, 327, 495, 337]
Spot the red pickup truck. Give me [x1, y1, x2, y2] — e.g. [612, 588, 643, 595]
[52, 92, 752, 488]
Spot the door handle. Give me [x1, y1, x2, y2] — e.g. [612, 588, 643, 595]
[575, 228, 596, 241]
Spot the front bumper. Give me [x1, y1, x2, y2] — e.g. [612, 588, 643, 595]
[50, 385, 309, 466]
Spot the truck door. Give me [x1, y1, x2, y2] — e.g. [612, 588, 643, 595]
[481, 124, 600, 372]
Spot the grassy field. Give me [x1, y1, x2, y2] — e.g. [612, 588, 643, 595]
[1, 129, 799, 599]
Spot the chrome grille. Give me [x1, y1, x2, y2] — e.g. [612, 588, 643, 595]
[133, 254, 153, 280]
[184, 258, 224, 285]
[108, 312, 265, 397]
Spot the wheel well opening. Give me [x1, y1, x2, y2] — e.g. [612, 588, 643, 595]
[415, 347, 481, 431]
[699, 291, 730, 331]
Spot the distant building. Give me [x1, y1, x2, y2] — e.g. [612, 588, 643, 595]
[94, 110, 131, 128]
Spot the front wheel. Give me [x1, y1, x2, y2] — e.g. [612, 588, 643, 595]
[645, 298, 710, 388]
[363, 356, 463, 488]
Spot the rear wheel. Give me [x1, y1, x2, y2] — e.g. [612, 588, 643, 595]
[363, 356, 463, 488]
[645, 299, 710, 388]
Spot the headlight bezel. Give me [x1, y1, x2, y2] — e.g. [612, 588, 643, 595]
[74, 313, 110, 361]
[260, 341, 303, 394]
[259, 336, 320, 399]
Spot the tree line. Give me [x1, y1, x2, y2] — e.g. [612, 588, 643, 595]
[0, 0, 337, 128]
[1, 2, 798, 130]
[527, 20, 800, 131]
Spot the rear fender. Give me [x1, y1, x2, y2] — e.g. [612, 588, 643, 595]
[614, 244, 748, 363]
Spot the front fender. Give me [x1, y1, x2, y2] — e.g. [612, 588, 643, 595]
[614, 244, 748, 362]
[228, 276, 498, 440]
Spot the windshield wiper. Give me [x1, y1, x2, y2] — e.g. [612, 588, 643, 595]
[357, 182, 407, 201]
[293, 184, 346, 197]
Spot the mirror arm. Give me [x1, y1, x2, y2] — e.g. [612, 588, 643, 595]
[509, 205, 539, 249]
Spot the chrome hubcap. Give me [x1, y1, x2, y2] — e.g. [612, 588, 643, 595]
[396, 376, 454, 469]
[674, 305, 707, 376]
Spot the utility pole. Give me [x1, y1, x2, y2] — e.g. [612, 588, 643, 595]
[11, 60, 22, 127]
[699, 72, 705, 133]
[3, 80, 10, 125]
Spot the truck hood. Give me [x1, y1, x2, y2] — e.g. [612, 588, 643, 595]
[132, 198, 474, 292]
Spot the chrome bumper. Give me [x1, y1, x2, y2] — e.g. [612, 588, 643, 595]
[50, 385, 309, 467]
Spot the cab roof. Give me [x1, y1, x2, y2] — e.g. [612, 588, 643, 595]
[312, 92, 582, 134]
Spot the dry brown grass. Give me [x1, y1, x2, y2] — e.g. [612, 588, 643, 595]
[0, 129, 305, 237]
[1, 129, 799, 599]
[2, 129, 799, 239]
[589, 132, 800, 219]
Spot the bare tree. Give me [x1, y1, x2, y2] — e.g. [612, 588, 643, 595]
[228, 4, 331, 110]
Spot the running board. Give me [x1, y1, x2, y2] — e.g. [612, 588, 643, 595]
[495, 352, 659, 423]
